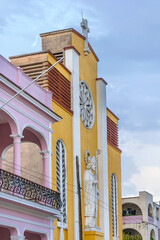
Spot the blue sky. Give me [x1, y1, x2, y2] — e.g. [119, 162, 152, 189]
[1, 0, 160, 200]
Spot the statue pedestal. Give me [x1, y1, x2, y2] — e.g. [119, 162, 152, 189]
[84, 231, 104, 240]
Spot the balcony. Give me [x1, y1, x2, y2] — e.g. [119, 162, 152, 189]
[0, 168, 62, 210]
[122, 203, 143, 225]
[148, 216, 154, 224]
[123, 215, 143, 224]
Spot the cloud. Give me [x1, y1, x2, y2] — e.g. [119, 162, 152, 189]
[130, 166, 160, 201]
[32, 35, 39, 48]
[120, 129, 160, 200]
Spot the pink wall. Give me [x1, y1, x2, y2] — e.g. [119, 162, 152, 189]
[0, 205, 53, 239]
[0, 227, 10, 240]
[24, 231, 41, 240]
[0, 55, 53, 109]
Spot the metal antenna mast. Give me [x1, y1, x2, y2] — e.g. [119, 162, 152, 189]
[0, 57, 64, 111]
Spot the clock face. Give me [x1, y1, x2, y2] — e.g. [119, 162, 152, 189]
[79, 80, 95, 129]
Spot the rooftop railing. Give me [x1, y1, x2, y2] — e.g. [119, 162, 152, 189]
[0, 168, 62, 210]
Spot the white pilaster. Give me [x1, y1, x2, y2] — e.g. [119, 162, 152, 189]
[64, 47, 81, 240]
[96, 79, 109, 240]
[49, 122, 52, 189]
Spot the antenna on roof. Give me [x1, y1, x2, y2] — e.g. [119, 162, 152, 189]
[81, 9, 83, 19]
[0, 57, 64, 111]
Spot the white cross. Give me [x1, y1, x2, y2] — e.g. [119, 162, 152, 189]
[80, 18, 90, 55]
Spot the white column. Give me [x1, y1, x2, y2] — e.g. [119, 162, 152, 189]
[64, 47, 81, 240]
[96, 78, 110, 240]
[60, 227, 64, 240]
[40, 150, 50, 188]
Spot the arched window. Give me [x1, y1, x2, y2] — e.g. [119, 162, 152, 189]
[148, 203, 153, 218]
[111, 173, 118, 239]
[150, 229, 155, 240]
[56, 139, 67, 224]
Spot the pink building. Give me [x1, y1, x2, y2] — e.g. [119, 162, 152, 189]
[0, 55, 62, 240]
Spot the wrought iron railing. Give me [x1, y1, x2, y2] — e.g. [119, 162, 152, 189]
[0, 169, 62, 210]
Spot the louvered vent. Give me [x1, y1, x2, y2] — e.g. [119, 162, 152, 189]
[56, 140, 67, 223]
[48, 63, 71, 110]
[107, 117, 119, 148]
[111, 173, 118, 238]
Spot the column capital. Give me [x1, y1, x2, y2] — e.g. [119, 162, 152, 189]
[40, 150, 50, 156]
[10, 134, 24, 140]
[10, 236, 25, 240]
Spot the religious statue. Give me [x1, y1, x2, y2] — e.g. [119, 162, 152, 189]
[84, 151, 99, 230]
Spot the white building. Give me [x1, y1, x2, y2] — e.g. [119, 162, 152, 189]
[122, 191, 160, 240]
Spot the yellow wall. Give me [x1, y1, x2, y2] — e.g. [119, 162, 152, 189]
[72, 32, 100, 235]
[49, 54, 74, 239]
[51, 32, 122, 240]
[52, 100, 74, 240]
[107, 111, 122, 240]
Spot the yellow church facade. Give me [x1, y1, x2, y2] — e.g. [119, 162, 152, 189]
[10, 21, 122, 240]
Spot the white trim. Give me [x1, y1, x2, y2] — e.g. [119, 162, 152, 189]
[56, 139, 68, 227]
[0, 191, 61, 218]
[0, 213, 55, 230]
[0, 88, 55, 132]
[64, 47, 81, 240]
[50, 219, 54, 240]
[49, 123, 52, 188]
[0, 75, 61, 122]
[1, 144, 13, 159]
[0, 200, 56, 220]
[96, 79, 110, 239]
[0, 104, 20, 134]
[79, 80, 95, 129]
[10, 236, 25, 240]
[112, 173, 119, 239]
[22, 124, 49, 150]
[23, 226, 49, 238]
[57, 221, 68, 229]
[0, 93, 53, 133]
[0, 221, 20, 235]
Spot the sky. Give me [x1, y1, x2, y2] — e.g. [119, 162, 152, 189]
[1, 0, 160, 200]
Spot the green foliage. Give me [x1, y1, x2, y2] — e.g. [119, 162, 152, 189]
[123, 233, 142, 240]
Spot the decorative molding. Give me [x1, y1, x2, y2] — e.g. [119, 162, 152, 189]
[0, 101, 20, 134]
[96, 78, 107, 86]
[10, 134, 24, 139]
[56, 140, 68, 225]
[0, 191, 61, 218]
[107, 107, 119, 120]
[22, 226, 49, 238]
[40, 150, 50, 156]
[0, 93, 53, 133]
[64, 46, 80, 56]
[79, 80, 95, 129]
[0, 213, 54, 230]
[0, 75, 61, 122]
[0, 199, 55, 220]
[10, 236, 25, 240]
[0, 87, 56, 130]
[0, 221, 20, 235]
[57, 221, 68, 229]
